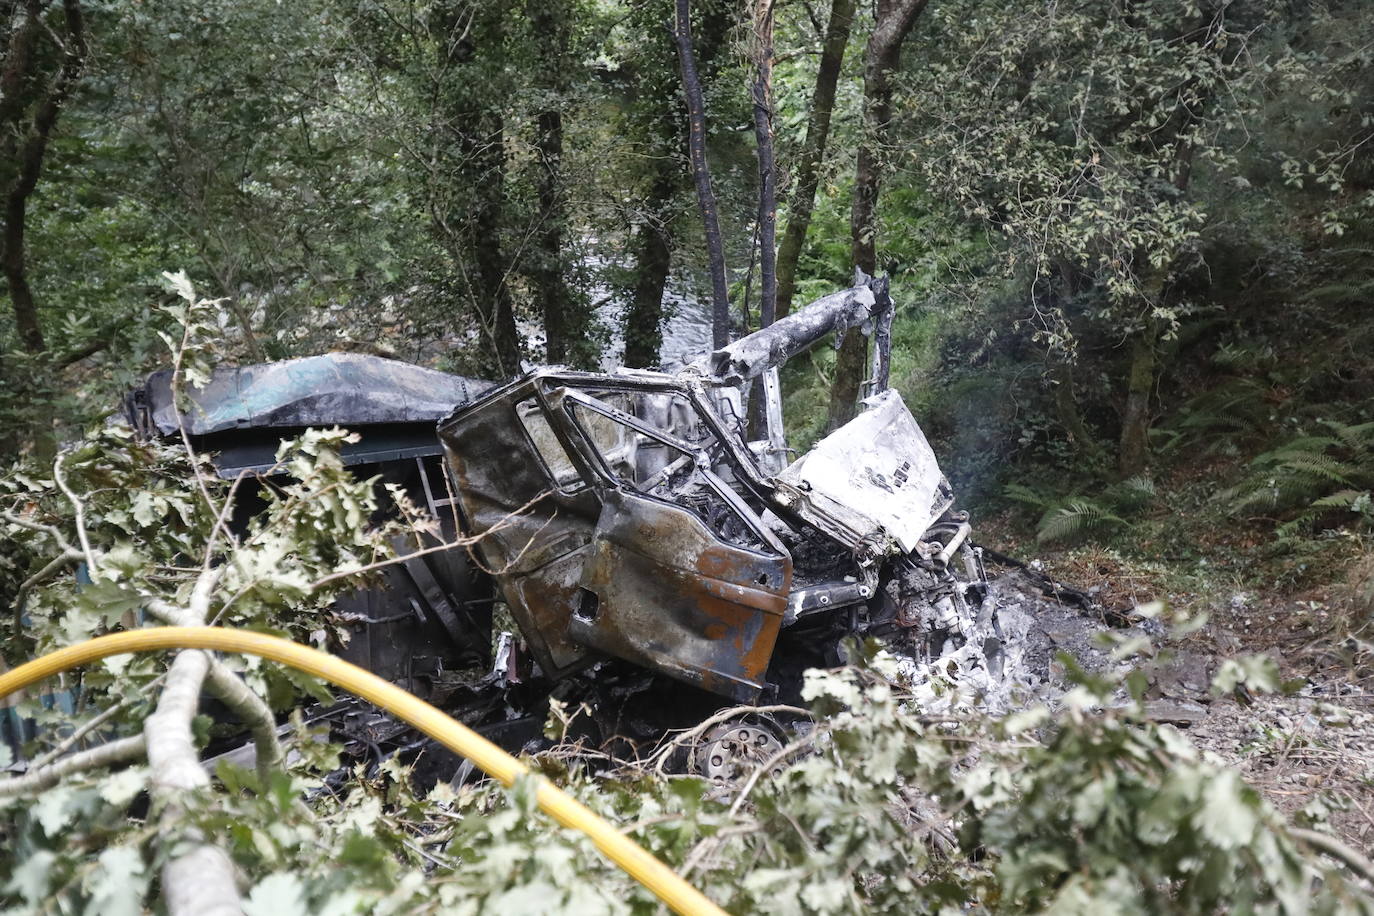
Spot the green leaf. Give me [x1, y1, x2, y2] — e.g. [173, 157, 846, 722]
[1196, 770, 1259, 850]
[87, 845, 148, 916]
[243, 872, 308, 916]
[34, 784, 76, 836]
[99, 767, 147, 808]
[800, 877, 851, 911]
[1211, 655, 1280, 696]
[161, 269, 197, 303]
[5, 849, 56, 905]
[1001, 705, 1049, 735]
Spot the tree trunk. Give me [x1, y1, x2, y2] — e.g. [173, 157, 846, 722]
[1, 0, 86, 357]
[1, 1, 85, 461]
[775, 0, 855, 320]
[825, 0, 928, 431]
[2, 196, 42, 353]
[534, 104, 574, 364]
[1118, 322, 1158, 477]
[425, 2, 523, 377]
[751, 0, 777, 330]
[624, 169, 676, 369]
[618, 0, 696, 372]
[1050, 360, 1102, 460]
[531, 0, 587, 367]
[472, 116, 523, 377]
[672, 0, 731, 349]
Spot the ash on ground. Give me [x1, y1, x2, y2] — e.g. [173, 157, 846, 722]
[893, 570, 1199, 719]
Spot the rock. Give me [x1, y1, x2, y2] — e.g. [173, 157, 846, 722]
[1142, 699, 1209, 727]
[1148, 651, 1216, 699]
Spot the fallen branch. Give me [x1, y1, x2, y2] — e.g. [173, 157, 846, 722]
[11, 547, 82, 635]
[204, 659, 283, 779]
[306, 486, 553, 590]
[1289, 827, 1374, 885]
[143, 567, 241, 916]
[52, 454, 97, 574]
[145, 648, 241, 916]
[146, 597, 282, 781]
[727, 729, 823, 817]
[27, 674, 165, 770]
[0, 734, 145, 797]
[0, 508, 78, 555]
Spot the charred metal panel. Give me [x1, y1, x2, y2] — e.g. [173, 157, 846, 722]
[128, 352, 491, 437]
[772, 389, 952, 558]
[572, 488, 791, 702]
[195, 425, 448, 478]
[437, 377, 603, 679]
[438, 369, 803, 700]
[701, 273, 890, 386]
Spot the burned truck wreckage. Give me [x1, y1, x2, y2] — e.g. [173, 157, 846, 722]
[121, 274, 1007, 774]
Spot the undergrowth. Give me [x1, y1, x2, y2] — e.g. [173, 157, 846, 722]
[1221, 421, 1374, 539]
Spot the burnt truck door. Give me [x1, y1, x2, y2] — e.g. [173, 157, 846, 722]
[546, 385, 793, 702]
[437, 377, 605, 680]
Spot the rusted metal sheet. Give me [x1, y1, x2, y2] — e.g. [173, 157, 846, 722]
[438, 370, 799, 699]
[571, 489, 791, 702]
[438, 376, 603, 679]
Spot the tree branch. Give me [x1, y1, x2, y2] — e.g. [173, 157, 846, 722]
[143, 568, 241, 915]
[203, 657, 282, 779]
[145, 595, 282, 782]
[751, 0, 778, 330]
[52, 453, 97, 573]
[27, 674, 164, 770]
[144, 648, 242, 915]
[52, 310, 137, 369]
[1289, 827, 1374, 885]
[0, 734, 145, 797]
[11, 547, 81, 635]
[0, 508, 77, 555]
[672, 0, 731, 348]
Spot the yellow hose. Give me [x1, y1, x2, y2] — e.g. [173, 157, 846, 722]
[0, 628, 728, 916]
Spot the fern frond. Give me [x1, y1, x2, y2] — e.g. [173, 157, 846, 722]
[1171, 379, 1271, 436]
[1251, 437, 1342, 465]
[1037, 500, 1127, 544]
[1308, 489, 1368, 510]
[1177, 412, 1252, 432]
[1276, 454, 1357, 486]
[1003, 482, 1053, 510]
[1276, 514, 1316, 540]
[1149, 427, 1186, 456]
[1226, 481, 1283, 513]
[1106, 475, 1157, 512]
[1231, 424, 1374, 538]
[1322, 419, 1374, 451]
